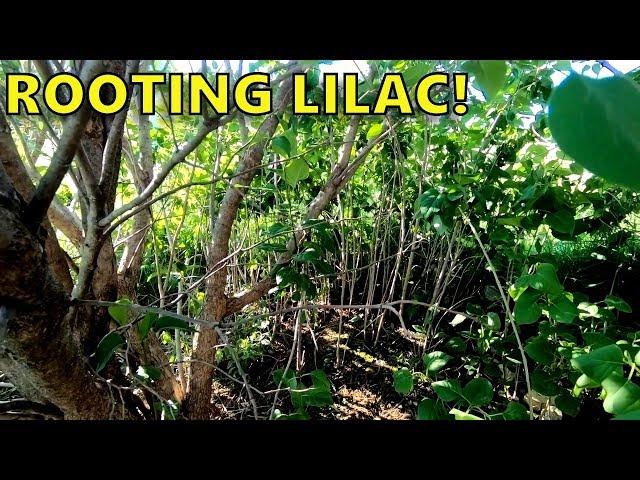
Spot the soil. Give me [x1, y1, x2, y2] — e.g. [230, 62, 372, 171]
[214, 312, 444, 420]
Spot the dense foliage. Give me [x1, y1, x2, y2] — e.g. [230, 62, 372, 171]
[1, 59, 639, 420]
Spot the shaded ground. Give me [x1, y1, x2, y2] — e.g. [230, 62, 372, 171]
[215, 313, 437, 420]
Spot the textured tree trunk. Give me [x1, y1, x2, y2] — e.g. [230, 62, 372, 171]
[184, 73, 297, 418]
[0, 110, 73, 293]
[0, 60, 137, 418]
[0, 171, 127, 419]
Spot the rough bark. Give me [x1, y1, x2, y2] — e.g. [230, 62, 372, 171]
[184, 71, 298, 419]
[0, 110, 73, 293]
[0, 165, 128, 419]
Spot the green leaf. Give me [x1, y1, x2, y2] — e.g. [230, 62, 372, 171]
[575, 373, 600, 389]
[137, 365, 162, 381]
[466, 60, 508, 100]
[366, 123, 385, 140]
[546, 209, 575, 235]
[604, 295, 632, 313]
[393, 368, 414, 395]
[417, 398, 449, 420]
[449, 408, 483, 420]
[463, 378, 494, 406]
[153, 316, 194, 332]
[446, 337, 466, 353]
[296, 370, 333, 407]
[271, 135, 291, 157]
[571, 344, 624, 383]
[108, 298, 132, 326]
[548, 293, 579, 324]
[274, 409, 310, 420]
[601, 373, 640, 415]
[500, 402, 529, 420]
[138, 313, 156, 341]
[94, 331, 125, 373]
[284, 157, 309, 187]
[284, 128, 298, 157]
[548, 73, 640, 191]
[293, 247, 321, 263]
[403, 63, 432, 89]
[583, 332, 615, 349]
[613, 409, 640, 420]
[273, 368, 297, 388]
[432, 379, 463, 402]
[423, 351, 452, 374]
[555, 392, 580, 417]
[310, 369, 329, 389]
[482, 312, 501, 331]
[531, 370, 562, 396]
[525, 336, 555, 366]
[449, 313, 466, 327]
[532, 263, 564, 295]
[514, 289, 543, 325]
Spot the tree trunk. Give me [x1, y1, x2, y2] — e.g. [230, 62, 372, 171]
[184, 72, 298, 418]
[0, 172, 128, 418]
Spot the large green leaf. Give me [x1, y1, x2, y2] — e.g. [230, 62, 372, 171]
[423, 351, 452, 374]
[393, 368, 414, 395]
[601, 373, 640, 415]
[271, 135, 291, 157]
[531, 370, 562, 396]
[366, 123, 385, 140]
[94, 331, 125, 373]
[546, 209, 575, 235]
[548, 293, 579, 324]
[500, 402, 529, 420]
[466, 60, 508, 100]
[482, 312, 501, 332]
[432, 379, 463, 402]
[613, 409, 640, 420]
[417, 398, 450, 420]
[295, 370, 333, 407]
[284, 157, 309, 187]
[525, 336, 555, 365]
[463, 378, 494, 406]
[449, 408, 483, 420]
[532, 263, 564, 295]
[153, 316, 194, 332]
[548, 73, 640, 191]
[108, 298, 132, 326]
[555, 392, 580, 417]
[571, 344, 623, 383]
[138, 313, 157, 341]
[514, 289, 542, 325]
[604, 295, 632, 313]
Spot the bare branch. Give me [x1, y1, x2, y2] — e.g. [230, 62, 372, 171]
[225, 118, 395, 315]
[98, 114, 233, 228]
[99, 60, 140, 191]
[25, 60, 107, 229]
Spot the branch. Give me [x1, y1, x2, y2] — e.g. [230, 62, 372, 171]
[48, 198, 84, 245]
[464, 216, 533, 419]
[99, 60, 140, 191]
[98, 114, 233, 228]
[225, 118, 394, 315]
[25, 60, 107, 230]
[208, 69, 300, 266]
